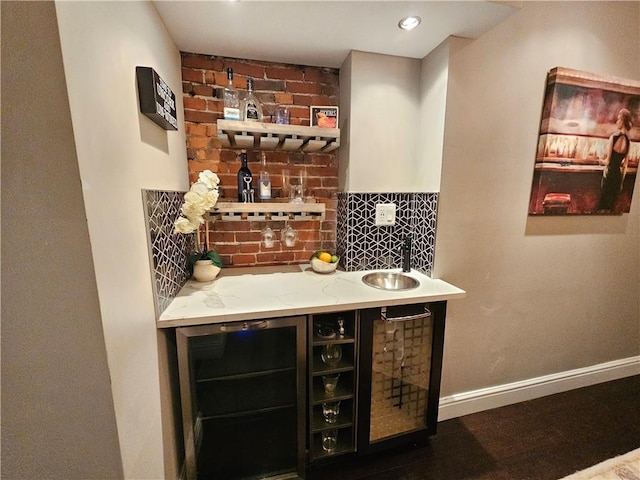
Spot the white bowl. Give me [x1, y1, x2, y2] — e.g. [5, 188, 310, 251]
[311, 257, 339, 274]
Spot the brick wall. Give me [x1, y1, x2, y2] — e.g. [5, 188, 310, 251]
[181, 53, 340, 267]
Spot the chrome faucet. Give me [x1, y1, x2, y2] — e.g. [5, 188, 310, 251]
[401, 235, 412, 272]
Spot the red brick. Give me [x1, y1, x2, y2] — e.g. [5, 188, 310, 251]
[253, 79, 286, 91]
[215, 244, 240, 255]
[212, 71, 228, 87]
[223, 63, 262, 80]
[219, 255, 232, 266]
[182, 68, 204, 83]
[196, 158, 219, 172]
[321, 84, 339, 98]
[203, 71, 216, 85]
[256, 252, 279, 262]
[183, 96, 206, 111]
[188, 137, 209, 149]
[191, 84, 214, 97]
[236, 231, 262, 243]
[239, 242, 261, 253]
[293, 95, 312, 106]
[274, 92, 294, 105]
[266, 67, 304, 81]
[296, 230, 321, 242]
[202, 149, 220, 161]
[287, 106, 310, 121]
[215, 221, 250, 232]
[213, 232, 235, 243]
[273, 252, 296, 262]
[232, 254, 257, 266]
[181, 55, 223, 71]
[321, 221, 336, 232]
[286, 81, 321, 95]
[185, 123, 207, 136]
[181, 53, 340, 269]
[206, 99, 223, 113]
[184, 110, 217, 123]
[304, 68, 339, 84]
[310, 95, 337, 106]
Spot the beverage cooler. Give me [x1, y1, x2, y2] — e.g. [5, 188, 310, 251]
[176, 317, 306, 480]
[357, 302, 446, 454]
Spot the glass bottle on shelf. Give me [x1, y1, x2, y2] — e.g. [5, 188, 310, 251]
[237, 150, 254, 202]
[223, 68, 241, 121]
[243, 77, 263, 122]
[258, 152, 271, 201]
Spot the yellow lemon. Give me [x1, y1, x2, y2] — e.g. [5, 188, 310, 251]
[318, 252, 332, 263]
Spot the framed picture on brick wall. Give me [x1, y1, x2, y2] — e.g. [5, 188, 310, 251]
[311, 106, 338, 128]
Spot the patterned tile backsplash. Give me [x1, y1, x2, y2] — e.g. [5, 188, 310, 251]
[337, 192, 438, 276]
[142, 189, 194, 316]
[144, 189, 438, 317]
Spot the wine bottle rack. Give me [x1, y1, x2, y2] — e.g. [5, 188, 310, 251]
[206, 201, 325, 222]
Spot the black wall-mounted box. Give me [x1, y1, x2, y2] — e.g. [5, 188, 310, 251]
[136, 66, 178, 131]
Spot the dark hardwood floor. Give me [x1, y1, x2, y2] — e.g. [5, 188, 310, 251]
[307, 375, 640, 480]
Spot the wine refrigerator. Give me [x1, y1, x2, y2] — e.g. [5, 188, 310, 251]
[177, 316, 306, 480]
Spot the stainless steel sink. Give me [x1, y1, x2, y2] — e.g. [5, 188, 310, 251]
[362, 271, 419, 291]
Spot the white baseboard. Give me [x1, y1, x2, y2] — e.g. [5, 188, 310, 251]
[438, 356, 640, 421]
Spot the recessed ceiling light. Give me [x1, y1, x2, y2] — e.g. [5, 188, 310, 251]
[398, 16, 421, 31]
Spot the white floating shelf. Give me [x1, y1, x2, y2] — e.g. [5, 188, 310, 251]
[217, 120, 340, 153]
[207, 201, 325, 222]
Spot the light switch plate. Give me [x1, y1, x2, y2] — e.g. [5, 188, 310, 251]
[375, 203, 396, 226]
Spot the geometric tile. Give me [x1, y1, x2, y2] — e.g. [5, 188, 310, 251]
[142, 189, 195, 316]
[336, 192, 438, 276]
[145, 189, 439, 318]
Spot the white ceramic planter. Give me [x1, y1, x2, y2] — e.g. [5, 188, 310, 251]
[192, 259, 221, 282]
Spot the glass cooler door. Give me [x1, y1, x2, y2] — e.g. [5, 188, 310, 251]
[177, 317, 306, 480]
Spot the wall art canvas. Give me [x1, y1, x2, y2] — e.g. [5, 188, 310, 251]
[529, 67, 640, 215]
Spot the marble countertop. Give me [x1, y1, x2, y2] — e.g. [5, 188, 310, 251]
[157, 265, 466, 328]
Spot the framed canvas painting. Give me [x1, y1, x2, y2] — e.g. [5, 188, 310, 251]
[528, 67, 640, 215]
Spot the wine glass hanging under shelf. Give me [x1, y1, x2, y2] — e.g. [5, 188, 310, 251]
[206, 201, 326, 222]
[217, 120, 340, 153]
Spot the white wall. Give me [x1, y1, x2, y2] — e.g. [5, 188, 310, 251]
[55, 1, 188, 478]
[416, 36, 472, 192]
[435, 1, 640, 398]
[2, 3, 123, 477]
[340, 51, 422, 192]
[340, 39, 472, 193]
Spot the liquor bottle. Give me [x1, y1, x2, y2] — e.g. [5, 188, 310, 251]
[258, 152, 271, 200]
[243, 77, 263, 122]
[237, 150, 254, 202]
[223, 68, 241, 121]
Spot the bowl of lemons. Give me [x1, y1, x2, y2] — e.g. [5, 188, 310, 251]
[310, 251, 339, 274]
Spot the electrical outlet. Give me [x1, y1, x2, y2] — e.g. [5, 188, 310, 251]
[375, 203, 396, 226]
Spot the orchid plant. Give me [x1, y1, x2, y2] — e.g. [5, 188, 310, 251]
[174, 170, 223, 270]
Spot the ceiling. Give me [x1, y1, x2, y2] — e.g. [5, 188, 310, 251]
[153, 1, 520, 69]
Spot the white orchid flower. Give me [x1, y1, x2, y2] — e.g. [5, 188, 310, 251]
[173, 170, 221, 236]
[174, 215, 200, 234]
[198, 170, 220, 190]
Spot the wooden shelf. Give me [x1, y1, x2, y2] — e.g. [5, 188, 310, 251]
[207, 201, 325, 221]
[217, 120, 340, 153]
